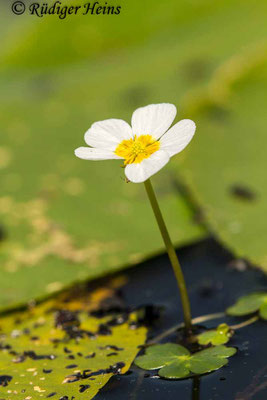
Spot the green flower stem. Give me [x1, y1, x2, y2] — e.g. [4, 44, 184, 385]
[144, 178, 192, 332]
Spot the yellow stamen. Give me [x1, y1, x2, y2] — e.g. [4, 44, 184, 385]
[115, 134, 160, 165]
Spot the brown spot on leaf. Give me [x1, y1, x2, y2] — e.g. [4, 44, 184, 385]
[230, 184, 257, 201]
[79, 384, 90, 393]
[97, 324, 112, 336]
[55, 310, 80, 328]
[0, 375, 12, 387]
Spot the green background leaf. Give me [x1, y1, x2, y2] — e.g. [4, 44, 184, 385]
[180, 45, 267, 271]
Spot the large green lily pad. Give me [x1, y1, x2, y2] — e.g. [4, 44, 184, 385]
[179, 43, 267, 271]
[0, 278, 147, 399]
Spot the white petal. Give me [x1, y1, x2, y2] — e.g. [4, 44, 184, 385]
[131, 103, 177, 140]
[85, 119, 133, 150]
[125, 150, 170, 183]
[75, 147, 122, 160]
[160, 119, 196, 157]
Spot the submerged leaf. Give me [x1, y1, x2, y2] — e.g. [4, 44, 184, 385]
[0, 280, 147, 399]
[135, 343, 236, 379]
[227, 292, 267, 317]
[197, 323, 232, 346]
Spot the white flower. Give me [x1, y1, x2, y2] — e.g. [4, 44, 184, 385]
[75, 103, 196, 183]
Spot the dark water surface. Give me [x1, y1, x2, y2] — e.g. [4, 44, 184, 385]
[95, 238, 267, 400]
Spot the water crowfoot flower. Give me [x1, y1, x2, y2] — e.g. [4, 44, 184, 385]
[75, 103, 196, 183]
[75, 103, 196, 333]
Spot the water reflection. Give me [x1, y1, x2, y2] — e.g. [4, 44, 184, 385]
[192, 377, 200, 400]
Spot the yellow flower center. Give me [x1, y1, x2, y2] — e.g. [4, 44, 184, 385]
[115, 134, 160, 165]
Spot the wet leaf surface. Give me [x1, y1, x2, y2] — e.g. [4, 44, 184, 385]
[0, 279, 147, 399]
[135, 344, 236, 379]
[197, 323, 232, 346]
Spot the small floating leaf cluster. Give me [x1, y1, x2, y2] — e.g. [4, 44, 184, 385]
[227, 292, 267, 319]
[197, 323, 233, 346]
[135, 343, 236, 379]
[135, 291, 267, 379]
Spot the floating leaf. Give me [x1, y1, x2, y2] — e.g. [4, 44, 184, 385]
[0, 279, 147, 399]
[135, 343, 190, 370]
[159, 358, 191, 379]
[197, 323, 232, 346]
[135, 344, 236, 379]
[188, 346, 236, 376]
[227, 293, 267, 318]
